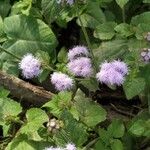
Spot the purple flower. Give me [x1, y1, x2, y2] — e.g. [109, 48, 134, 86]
[66, 0, 74, 5]
[65, 143, 76, 150]
[96, 68, 124, 86]
[56, 0, 74, 5]
[141, 48, 150, 62]
[100, 61, 112, 71]
[68, 46, 89, 61]
[68, 57, 93, 77]
[111, 60, 128, 75]
[51, 72, 73, 91]
[96, 60, 128, 86]
[19, 53, 41, 79]
[145, 32, 150, 42]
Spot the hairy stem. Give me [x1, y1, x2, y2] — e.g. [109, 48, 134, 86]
[75, 3, 98, 72]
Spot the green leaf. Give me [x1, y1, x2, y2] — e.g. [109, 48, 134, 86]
[41, 0, 61, 24]
[19, 108, 48, 135]
[123, 77, 146, 100]
[0, 16, 6, 43]
[43, 92, 72, 117]
[94, 22, 117, 40]
[129, 120, 145, 136]
[93, 39, 127, 65]
[74, 90, 107, 127]
[0, 0, 11, 18]
[6, 134, 51, 150]
[79, 77, 99, 92]
[11, 0, 32, 15]
[131, 12, 150, 26]
[0, 15, 57, 61]
[57, 47, 68, 63]
[95, 140, 108, 150]
[77, 1, 106, 28]
[107, 119, 125, 138]
[54, 110, 88, 146]
[111, 139, 123, 150]
[114, 23, 134, 37]
[115, 0, 129, 8]
[143, 0, 150, 3]
[0, 88, 22, 121]
[38, 69, 50, 83]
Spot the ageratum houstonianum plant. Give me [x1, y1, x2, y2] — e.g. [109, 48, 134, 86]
[45, 143, 76, 150]
[0, 0, 150, 149]
[96, 60, 128, 86]
[19, 53, 41, 79]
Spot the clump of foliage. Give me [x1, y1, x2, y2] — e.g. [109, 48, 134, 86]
[0, 0, 150, 150]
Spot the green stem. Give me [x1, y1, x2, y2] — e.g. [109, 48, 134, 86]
[0, 46, 21, 60]
[83, 137, 99, 150]
[122, 7, 125, 23]
[75, 3, 98, 72]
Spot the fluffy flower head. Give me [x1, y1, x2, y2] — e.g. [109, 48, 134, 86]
[65, 143, 76, 150]
[51, 72, 73, 91]
[111, 60, 128, 75]
[56, 0, 74, 5]
[19, 53, 41, 79]
[96, 60, 128, 86]
[68, 57, 93, 77]
[68, 46, 89, 61]
[96, 68, 124, 86]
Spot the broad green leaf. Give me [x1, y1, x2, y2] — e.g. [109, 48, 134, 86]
[54, 110, 88, 146]
[94, 22, 117, 40]
[11, 0, 32, 15]
[111, 139, 123, 150]
[98, 128, 112, 145]
[115, 0, 129, 8]
[93, 39, 127, 65]
[0, 88, 22, 121]
[74, 90, 107, 127]
[0, 16, 6, 43]
[131, 12, 150, 26]
[95, 140, 108, 150]
[79, 77, 99, 92]
[41, 0, 61, 24]
[107, 119, 125, 138]
[6, 134, 51, 150]
[143, 0, 150, 3]
[43, 92, 72, 117]
[114, 23, 134, 37]
[77, 1, 106, 28]
[0, 15, 57, 61]
[0, 0, 11, 18]
[123, 77, 146, 100]
[57, 47, 68, 63]
[129, 120, 145, 136]
[19, 108, 48, 135]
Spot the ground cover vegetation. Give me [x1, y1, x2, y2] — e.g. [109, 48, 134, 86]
[0, 0, 150, 149]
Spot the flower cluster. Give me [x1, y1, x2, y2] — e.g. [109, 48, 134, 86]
[45, 143, 76, 150]
[145, 32, 150, 42]
[56, 0, 74, 5]
[141, 48, 150, 62]
[19, 53, 41, 79]
[67, 46, 93, 77]
[51, 72, 73, 91]
[96, 60, 128, 86]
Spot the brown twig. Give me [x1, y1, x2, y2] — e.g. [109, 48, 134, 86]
[110, 103, 135, 117]
[0, 71, 53, 106]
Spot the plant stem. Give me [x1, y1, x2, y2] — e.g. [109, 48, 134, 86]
[0, 46, 21, 60]
[76, 4, 98, 72]
[122, 7, 125, 23]
[83, 137, 99, 150]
